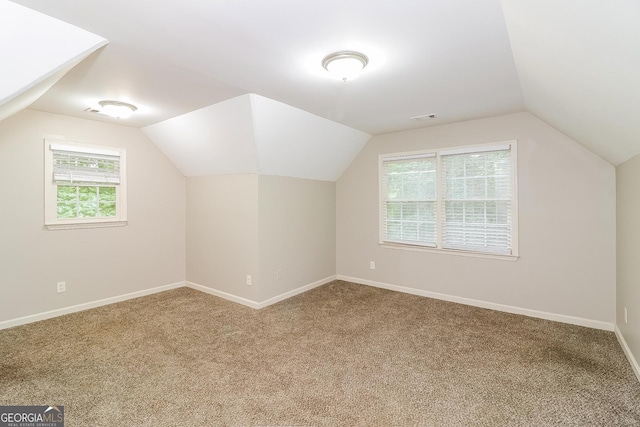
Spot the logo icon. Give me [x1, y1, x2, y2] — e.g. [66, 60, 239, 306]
[0, 405, 64, 426]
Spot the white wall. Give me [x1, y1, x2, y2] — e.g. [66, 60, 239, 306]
[258, 175, 335, 301]
[0, 108, 619, 334]
[0, 109, 186, 323]
[616, 155, 640, 376]
[337, 112, 616, 326]
[186, 174, 260, 302]
[186, 174, 336, 304]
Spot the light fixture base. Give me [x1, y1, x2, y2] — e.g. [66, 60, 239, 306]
[322, 51, 369, 82]
[90, 100, 138, 119]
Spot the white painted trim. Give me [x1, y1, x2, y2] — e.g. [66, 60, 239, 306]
[379, 243, 519, 261]
[0, 276, 338, 330]
[255, 275, 336, 309]
[378, 140, 519, 259]
[615, 325, 640, 384]
[45, 220, 127, 231]
[186, 275, 336, 310]
[0, 281, 185, 330]
[43, 139, 128, 229]
[336, 275, 614, 331]
[185, 282, 261, 309]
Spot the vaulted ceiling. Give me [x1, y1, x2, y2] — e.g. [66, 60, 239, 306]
[143, 94, 370, 180]
[2, 0, 639, 172]
[501, 0, 640, 166]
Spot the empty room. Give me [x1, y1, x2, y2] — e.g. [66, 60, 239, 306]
[1, 0, 639, 425]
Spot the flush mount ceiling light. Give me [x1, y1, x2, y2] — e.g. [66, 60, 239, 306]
[322, 51, 369, 82]
[90, 100, 137, 119]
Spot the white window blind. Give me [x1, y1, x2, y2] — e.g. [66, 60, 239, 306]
[51, 144, 121, 185]
[44, 140, 128, 230]
[440, 146, 512, 255]
[381, 153, 437, 246]
[380, 142, 517, 257]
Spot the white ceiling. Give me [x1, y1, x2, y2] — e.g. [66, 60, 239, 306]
[8, 0, 523, 132]
[4, 0, 639, 166]
[0, 1, 105, 120]
[501, 0, 640, 166]
[143, 94, 370, 181]
[250, 94, 370, 181]
[142, 95, 258, 177]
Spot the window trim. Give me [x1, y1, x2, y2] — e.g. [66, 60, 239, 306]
[44, 139, 128, 230]
[379, 140, 518, 260]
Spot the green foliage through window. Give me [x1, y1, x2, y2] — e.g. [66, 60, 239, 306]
[381, 144, 515, 255]
[56, 186, 117, 219]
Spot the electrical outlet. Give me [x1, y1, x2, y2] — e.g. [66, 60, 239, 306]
[56, 281, 66, 293]
[370, 261, 376, 270]
[277, 269, 283, 280]
[624, 307, 628, 324]
[246, 275, 252, 286]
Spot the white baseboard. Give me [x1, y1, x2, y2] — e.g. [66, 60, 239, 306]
[186, 282, 261, 309]
[0, 276, 337, 330]
[186, 275, 336, 310]
[255, 275, 336, 309]
[336, 275, 614, 332]
[615, 325, 640, 383]
[0, 281, 185, 330]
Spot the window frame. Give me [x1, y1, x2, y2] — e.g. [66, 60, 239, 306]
[44, 139, 128, 230]
[379, 140, 518, 261]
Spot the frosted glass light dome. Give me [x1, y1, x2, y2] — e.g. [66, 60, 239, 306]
[322, 51, 368, 81]
[97, 100, 137, 119]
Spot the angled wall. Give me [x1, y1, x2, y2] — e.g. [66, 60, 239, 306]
[142, 93, 370, 180]
[616, 155, 640, 380]
[0, 110, 185, 325]
[0, 1, 107, 121]
[162, 94, 367, 305]
[186, 174, 260, 302]
[250, 95, 371, 181]
[186, 174, 336, 305]
[142, 95, 258, 176]
[501, 0, 640, 165]
[258, 175, 336, 302]
[337, 112, 616, 328]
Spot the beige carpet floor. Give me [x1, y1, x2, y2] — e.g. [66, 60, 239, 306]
[0, 280, 639, 426]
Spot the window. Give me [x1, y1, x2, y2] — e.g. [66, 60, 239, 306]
[380, 153, 437, 247]
[380, 141, 517, 258]
[44, 140, 127, 230]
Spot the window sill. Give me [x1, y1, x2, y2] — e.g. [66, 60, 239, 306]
[45, 220, 127, 231]
[380, 242, 519, 262]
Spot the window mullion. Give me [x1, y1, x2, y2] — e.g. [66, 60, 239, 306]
[75, 186, 80, 218]
[436, 153, 443, 250]
[379, 141, 517, 258]
[45, 139, 127, 229]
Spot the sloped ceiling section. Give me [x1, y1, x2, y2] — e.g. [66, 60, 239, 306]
[251, 95, 371, 181]
[142, 95, 258, 177]
[501, 0, 640, 166]
[0, 0, 107, 121]
[142, 94, 371, 181]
